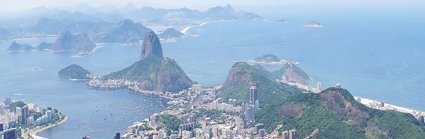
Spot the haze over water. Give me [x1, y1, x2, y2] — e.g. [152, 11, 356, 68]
[1, 7, 425, 138]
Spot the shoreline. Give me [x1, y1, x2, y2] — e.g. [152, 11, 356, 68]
[181, 20, 227, 34]
[279, 81, 425, 117]
[354, 96, 425, 117]
[23, 116, 69, 139]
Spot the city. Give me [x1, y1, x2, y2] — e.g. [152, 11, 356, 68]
[0, 98, 66, 139]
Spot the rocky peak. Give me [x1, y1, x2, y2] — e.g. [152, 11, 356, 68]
[141, 31, 163, 60]
[51, 31, 95, 52]
[279, 62, 311, 85]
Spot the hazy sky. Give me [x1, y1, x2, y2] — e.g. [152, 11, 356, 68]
[1, 0, 424, 13]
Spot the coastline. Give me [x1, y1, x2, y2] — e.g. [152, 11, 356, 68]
[181, 20, 226, 34]
[279, 80, 425, 117]
[354, 96, 425, 117]
[23, 116, 69, 139]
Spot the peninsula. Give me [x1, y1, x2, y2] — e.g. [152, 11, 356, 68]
[89, 31, 193, 92]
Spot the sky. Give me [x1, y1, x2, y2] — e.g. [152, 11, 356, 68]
[0, 0, 424, 14]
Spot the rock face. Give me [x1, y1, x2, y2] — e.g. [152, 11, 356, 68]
[221, 62, 300, 104]
[159, 28, 184, 40]
[58, 64, 91, 80]
[103, 32, 192, 92]
[51, 31, 96, 52]
[254, 54, 281, 63]
[7, 42, 35, 51]
[274, 62, 311, 85]
[141, 31, 163, 60]
[98, 19, 151, 43]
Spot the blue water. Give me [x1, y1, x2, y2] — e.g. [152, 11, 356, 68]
[1, 12, 425, 138]
[164, 15, 425, 111]
[0, 40, 168, 138]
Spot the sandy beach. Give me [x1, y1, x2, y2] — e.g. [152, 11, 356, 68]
[22, 116, 69, 139]
[354, 96, 425, 117]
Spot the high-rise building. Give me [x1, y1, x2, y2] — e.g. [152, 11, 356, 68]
[4, 98, 12, 106]
[289, 129, 297, 139]
[282, 131, 289, 139]
[15, 107, 21, 116]
[114, 132, 120, 139]
[20, 105, 29, 125]
[258, 129, 266, 138]
[249, 84, 257, 106]
[4, 128, 17, 139]
[417, 115, 425, 124]
[316, 82, 322, 93]
[244, 104, 255, 123]
[47, 110, 54, 122]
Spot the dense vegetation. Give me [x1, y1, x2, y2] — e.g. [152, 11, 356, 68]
[103, 56, 193, 92]
[271, 62, 311, 85]
[256, 87, 425, 138]
[220, 62, 303, 105]
[157, 114, 183, 132]
[58, 64, 91, 80]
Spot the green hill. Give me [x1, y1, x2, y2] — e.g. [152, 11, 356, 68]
[58, 64, 91, 80]
[272, 62, 311, 85]
[220, 62, 302, 105]
[256, 87, 425, 138]
[103, 56, 193, 92]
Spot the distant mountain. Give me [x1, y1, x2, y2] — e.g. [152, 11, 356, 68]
[202, 4, 236, 20]
[256, 87, 425, 138]
[254, 54, 281, 63]
[29, 18, 114, 35]
[0, 27, 10, 40]
[58, 64, 92, 80]
[159, 28, 184, 40]
[273, 62, 312, 85]
[102, 31, 192, 92]
[50, 31, 96, 52]
[203, 4, 262, 20]
[7, 41, 34, 52]
[125, 5, 263, 26]
[220, 62, 302, 104]
[97, 19, 151, 44]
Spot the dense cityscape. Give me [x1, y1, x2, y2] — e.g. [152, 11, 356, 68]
[0, 98, 66, 139]
[121, 83, 298, 139]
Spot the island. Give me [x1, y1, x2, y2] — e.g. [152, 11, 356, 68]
[253, 54, 281, 64]
[7, 42, 35, 52]
[88, 31, 193, 92]
[159, 28, 184, 42]
[0, 98, 67, 139]
[58, 64, 92, 80]
[6, 31, 97, 55]
[304, 22, 323, 28]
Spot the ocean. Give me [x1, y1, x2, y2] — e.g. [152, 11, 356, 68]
[1, 11, 425, 138]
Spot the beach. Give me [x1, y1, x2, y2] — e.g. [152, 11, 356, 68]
[21, 116, 69, 139]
